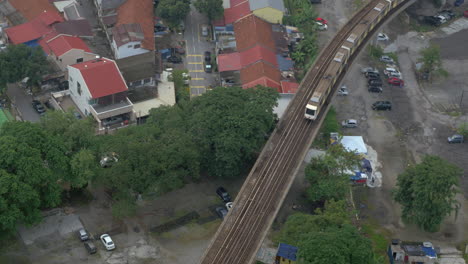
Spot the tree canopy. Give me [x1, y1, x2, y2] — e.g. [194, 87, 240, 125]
[0, 45, 49, 91]
[305, 144, 360, 203]
[393, 155, 461, 232]
[158, 0, 191, 28]
[194, 0, 224, 22]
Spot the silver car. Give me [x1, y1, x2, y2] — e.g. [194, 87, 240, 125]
[447, 134, 464, 143]
[380, 55, 394, 64]
[342, 119, 358, 128]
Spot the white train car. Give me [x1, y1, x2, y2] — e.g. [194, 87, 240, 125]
[305, 0, 399, 120]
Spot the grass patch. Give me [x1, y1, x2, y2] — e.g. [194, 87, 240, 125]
[447, 111, 462, 117]
[312, 106, 340, 148]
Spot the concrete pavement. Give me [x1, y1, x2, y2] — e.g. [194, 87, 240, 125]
[6, 83, 41, 122]
[183, 3, 217, 97]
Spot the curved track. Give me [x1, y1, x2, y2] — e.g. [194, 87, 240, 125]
[200, 1, 411, 263]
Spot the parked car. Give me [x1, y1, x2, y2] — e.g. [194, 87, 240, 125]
[204, 61, 212, 73]
[316, 17, 328, 24]
[435, 15, 447, 24]
[32, 100, 46, 114]
[102, 116, 124, 127]
[380, 55, 394, 63]
[388, 77, 404, 86]
[338, 85, 349, 96]
[424, 16, 442, 26]
[215, 207, 228, 219]
[361, 67, 378, 74]
[368, 86, 383, 93]
[315, 22, 327, 31]
[100, 153, 119, 168]
[438, 10, 455, 20]
[216, 187, 231, 203]
[365, 71, 380, 78]
[367, 75, 381, 81]
[226, 202, 233, 210]
[447, 134, 464, 143]
[454, 0, 464, 7]
[167, 56, 182, 63]
[201, 25, 209, 37]
[384, 67, 401, 78]
[372, 101, 392, 110]
[100, 234, 115, 251]
[73, 111, 82, 119]
[368, 79, 383, 86]
[341, 119, 358, 128]
[204, 51, 211, 62]
[377, 33, 389, 41]
[84, 241, 97, 254]
[77, 228, 89, 241]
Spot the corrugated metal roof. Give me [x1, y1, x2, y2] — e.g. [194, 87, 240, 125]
[276, 243, 297, 261]
[276, 55, 294, 71]
[248, 0, 285, 12]
[234, 14, 275, 52]
[224, 1, 251, 24]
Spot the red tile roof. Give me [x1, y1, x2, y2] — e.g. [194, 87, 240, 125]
[224, 1, 251, 25]
[230, 0, 247, 6]
[280, 81, 299, 94]
[234, 14, 275, 52]
[46, 35, 91, 56]
[218, 53, 241, 72]
[240, 61, 281, 91]
[5, 11, 62, 44]
[9, 0, 60, 22]
[70, 58, 128, 99]
[38, 31, 59, 54]
[116, 0, 154, 51]
[218, 45, 278, 72]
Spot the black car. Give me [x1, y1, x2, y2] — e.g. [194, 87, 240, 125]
[365, 72, 380, 78]
[32, 100, 46, 114]
[84, 241, 97, 254]
[368, 86, 383, 93]
[368, 79, 383, 86]
[216, 187, 231, 203]
[367, 75, 381, 81]
[439, 10, 455, 19]
[215, 207, 228, 219]
[372, 101, 392, 110]
[424, 16, 442, 26]
[167, 56, 182, 63]
[204, 51, 211, 62]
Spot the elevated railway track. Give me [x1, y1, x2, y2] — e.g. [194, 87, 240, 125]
[200, 0, 414, 263]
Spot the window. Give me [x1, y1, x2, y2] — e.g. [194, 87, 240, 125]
[77, 82, 82, 95]
[88, 98, 97, 105]
[143, 78, 151, 83]
[76, 58, 83, 63]
[127, 45, 132, 48]
[134, 44, 141, 49]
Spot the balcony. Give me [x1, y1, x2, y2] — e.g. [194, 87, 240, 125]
[90, 97, 133, 120]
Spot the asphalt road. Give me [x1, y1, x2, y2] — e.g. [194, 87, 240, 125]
[183, 3, 217, 97]
[7, 83, 41, 122]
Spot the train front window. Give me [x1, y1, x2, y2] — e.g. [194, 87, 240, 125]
[306, 108, 316, 116]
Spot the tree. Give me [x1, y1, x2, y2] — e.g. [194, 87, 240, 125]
[0, 45, 49, 92]
[188, 86, 279, 178]
[158, 0, 190, 28]
[194, 0, 224, 22]
[393, 155, 461, 232]
[170, 69, 190, 102]
[420, 44, 445, 79]
[305, 144, 360, 203]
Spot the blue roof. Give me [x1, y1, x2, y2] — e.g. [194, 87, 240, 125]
[277, 243, 298, 261]
[422, 246, 437, 258]
[276, 55, 294, 71]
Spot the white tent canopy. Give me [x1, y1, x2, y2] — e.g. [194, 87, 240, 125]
[341, 136, 367, 155]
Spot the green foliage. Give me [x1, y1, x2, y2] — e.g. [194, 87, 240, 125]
[457, 123, 468, 137]
[393, 155, 461, 232]
[0, 45, 50, 91]
[112, 198, 137, 219]
[305, 145, 360, 202]
[420, 45, 444, 79]
[194, 0, 224, 22]
[158, 0, 190, 28]
[314, 106, 339, 148]
[368, 45, 384, 60]
[171, 69, 190, 103]
[188, 86, 278, 178]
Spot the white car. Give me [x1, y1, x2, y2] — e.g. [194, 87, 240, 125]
[316, 22, 328, 31]
[384, 67, 401, 78]
[377, 33, 389, 41]
[341, 119, 358, 128]
[380, 55, 394, 63]
[338, 85, 349, 96]
[100, 234, 115, 250]
[435, 15, 447, 24]
[226, 202, 233, 210]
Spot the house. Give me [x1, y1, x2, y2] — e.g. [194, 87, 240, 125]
[275, 243, 297, 264]
[40, 34, 96, 71]
[4, 10, 63, 46]
[388, 240, 438, 264]
[67, 57, 134, 128]
[111, 24, 146, 59]
[248, 0, 285, 24]
[116, 51, 159, 88]
[53, 20, 93, 38]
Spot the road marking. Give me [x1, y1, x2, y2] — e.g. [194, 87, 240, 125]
[190, 70, 204, 72]
[191, 86, 205, 88]
[187, 54, 202, 57]
[188, 62, 202, 64]
[192, 78, 204, 80]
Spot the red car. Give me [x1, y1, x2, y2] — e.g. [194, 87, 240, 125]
[388, 77, 404, 86]
[316, 17, 328, 24]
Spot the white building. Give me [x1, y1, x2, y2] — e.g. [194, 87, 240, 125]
[111, 23, 149, 59]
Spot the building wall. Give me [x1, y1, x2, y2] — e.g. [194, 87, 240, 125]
[252, 7, 283, 24]
[67, 65, 93, 116]
[56, 50, 97, 71]
[112, 39, 149, 59]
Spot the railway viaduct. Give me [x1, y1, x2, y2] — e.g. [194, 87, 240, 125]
[200, 0, 417, 263]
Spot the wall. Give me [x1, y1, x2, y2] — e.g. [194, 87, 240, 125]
[56, 50, 97, 71]
[113, 40, 149, 59]
[67, 65, 93, 116]
[253, 7, 283, 24]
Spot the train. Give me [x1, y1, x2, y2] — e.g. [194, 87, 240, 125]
[305, 0, 405, 120]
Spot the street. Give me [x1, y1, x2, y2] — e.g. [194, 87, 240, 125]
[183, 3, 217, 97]
[6, 83, 41, 122]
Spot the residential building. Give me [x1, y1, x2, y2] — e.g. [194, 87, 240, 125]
[0, 0, 59, 25]
[53, 20, 93, 38]
[40, 34, 96, 71]
[111, 23, 146, 59]
[388, 240, 438, 264]
[116, 51, 159, 88]
[275, 243, 297, 264]
[67, 57, 134, 128]
[248, 0, 285, 24]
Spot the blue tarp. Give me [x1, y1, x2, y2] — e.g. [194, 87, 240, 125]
[422, 246, 437, 258]
[277, 243, 297, 261]
[361, 159, 372, 173]
[160, 49, 171, 59]
[276, 54, 294, 71]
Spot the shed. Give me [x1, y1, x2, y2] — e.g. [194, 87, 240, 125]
[275, 243, 297, 264]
